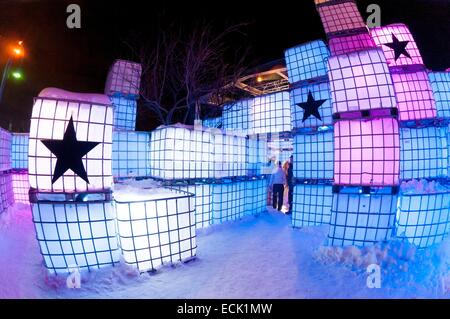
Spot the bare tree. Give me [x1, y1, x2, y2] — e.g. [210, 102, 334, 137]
[131, 21, 249, 126]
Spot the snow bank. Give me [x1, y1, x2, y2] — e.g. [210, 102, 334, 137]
[39, 87, 111, 105]
[400, 179, 449, 195]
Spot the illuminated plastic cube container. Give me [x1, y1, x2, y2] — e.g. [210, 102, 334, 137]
[334, 118, 400, 186]
[400, 127, 447, 180]
[317, 1, 366, 36]
[212, 181, 246, 224]
[28, 88, 113, 193]
[247, 135, 268, 176]
[328, 49, 397, 115]
[370, 24, 424, 68]
[397, 188, 450, 248]
[284, 40, 330, 83]
[0, 127, 12, 172]
[112, 131, 150, 179]
[292, 184, 333, 228]
[11, 133, 29, 170]
[329, 33, 376, 56]
[293, 131, 334, 180]
[213, 131, 247, 179]
[12, 170, 30, 204]
[105, 59, 142, 97]
[290, 81, 332, 129]
[222, 99, 252, 132]
[252, 91, 291, 134]
[175, 183, 212, 229]
[202, 117, 223, 129]
[243, 178, 267, 216]
[392, 70, 436, 121]
[115, 187, 196, 272]
[268, 137, 293, 165]
[31, 193, 120, 274]
[328, 190, 397, 247]
[0, 172, 13, 214]
[110, 96, 137, 131]
[429, 72, 450, 119]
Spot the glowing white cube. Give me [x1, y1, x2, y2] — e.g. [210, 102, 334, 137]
[294, 131, 334, 180]
[397, 190, 450, 248]
[28, 88, 114, 193]
[247, 135, 268, 176]
[175, 183, 212, 229]
[222, 99, 252, 132]
[400, 127, 447, 180]
[252, 91, 291, 134]
[328, 192, 397, 247]
[112, 131, 150, 178]
[11, 133, 29, 170]
[105, 59, 142, 97]
[0, 173, 13, 214]
[328, 49, 396, 115]
[32, 200, 120, 274]
[115, 188, 196, 272]
[12, 171, 30, 204]
[0, 127, 12, 172]
[292, 184, 333, 228]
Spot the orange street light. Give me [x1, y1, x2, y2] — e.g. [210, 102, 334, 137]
[10, 41, 25, 58]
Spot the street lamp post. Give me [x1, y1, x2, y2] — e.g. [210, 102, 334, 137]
[0, 58, 12, 104]
[0, 41, 24, 105]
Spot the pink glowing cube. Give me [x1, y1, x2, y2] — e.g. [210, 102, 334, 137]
[328, 48, 397, 115]
[370, 24, 424, 68]
[329, 33, 376, 56]
[392, 70, 437, 121]
[334, 117, 400, 186]
[105, 59, 142, 97]
[318, 1, 366, 35]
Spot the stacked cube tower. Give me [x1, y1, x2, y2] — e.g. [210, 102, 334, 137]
[284, 40, 334, 227]
[370, 25, 450, 248]
[316, 0, 400, 247]
[10, 133, 30, 204]
[28, 88, 120, 274]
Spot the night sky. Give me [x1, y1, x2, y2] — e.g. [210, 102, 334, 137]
[0, 0, 449, 132]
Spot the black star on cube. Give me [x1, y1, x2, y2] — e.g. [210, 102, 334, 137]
[41, 116, 100, 184]
[384, 34, 412, 61]
[297, 91, 327, 123]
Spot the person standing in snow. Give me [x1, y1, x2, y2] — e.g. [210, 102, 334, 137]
[270, 161, 287, 212]
[287, 155, 294, 215]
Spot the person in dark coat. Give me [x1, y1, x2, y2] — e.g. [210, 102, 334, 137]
[287, 155, 294, 215]
[269, 161, 287, 212]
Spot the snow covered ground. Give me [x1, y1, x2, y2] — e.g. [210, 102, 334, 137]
[0, 203, 449, 299]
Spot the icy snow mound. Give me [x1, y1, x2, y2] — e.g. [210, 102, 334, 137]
[400, 179, 450, 195]
[38, 87, 111, 105]
[113, 178, 182, 202]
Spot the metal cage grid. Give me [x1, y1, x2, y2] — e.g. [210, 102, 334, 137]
[28, 97, 114, 193]
[174, 183, 212, 229]
[400, 126, 447, 180]
[328, 189, 397, 247]
[329, 33, 376, 56]
[370, 24, 424, 68]
[222, 99, 252, 132]
[317, 1, 366, 36]
[31, 192, 120, 274]
[247, 135, 268, 176]
[110, 96, 137, 131]
[328, 48, 397, 116]
[392, 70, 437, 122]
[112, 131, 150, 179]
[429, 72, 450, 119]
[290, 81, 333, 129]
[115, 188, 196, 272]
[334, 117, 400, 186]
[293, 131, 334, 180]
[292, 183, 333, 228]
[252, 91, 291, 135]
[0, 172, 14, 214]
[284, 40, 330, 84]
[397, 189, 450, 248]
[11, 133, 29, 170]
[0, 127, 12, 172]
[105, 60, 142, 97]
[12, 170, 30, 204]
